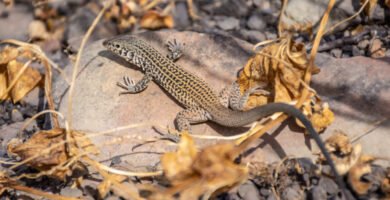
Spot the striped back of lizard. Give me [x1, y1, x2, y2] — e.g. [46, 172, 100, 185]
[103, 35, 224, 112]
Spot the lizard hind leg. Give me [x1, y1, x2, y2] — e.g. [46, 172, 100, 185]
[166, 39, 185, 61]
[220, 82, 270, 111]
[175, 107, 211, 132]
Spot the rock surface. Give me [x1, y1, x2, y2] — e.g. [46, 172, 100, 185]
[56, 31, 390, 170]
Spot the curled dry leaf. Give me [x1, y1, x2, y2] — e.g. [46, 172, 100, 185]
[7, 60, 42, 103]
[158, 132, 247, 199]
[105, 1, 140, 32]
[318, 130, 380, 196]
[318, 131, 362, 175]
[0, 46, 41, 103]
[239, 37, 320, 107]
[140, 10, 174, 30]
[299, 100, 334, 132]
[7, 128, 99, 180]
[348, 155, 377, 196]
[386, 0, 390, 8]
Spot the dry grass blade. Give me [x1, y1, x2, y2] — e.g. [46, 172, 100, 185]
[67, 0, 113, 136]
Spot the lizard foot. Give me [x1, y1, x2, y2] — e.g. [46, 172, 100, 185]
[166, 39, 184, 61]
[117, 76, 137, 94]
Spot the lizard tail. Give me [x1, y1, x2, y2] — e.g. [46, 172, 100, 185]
[210, 103, 347, 195]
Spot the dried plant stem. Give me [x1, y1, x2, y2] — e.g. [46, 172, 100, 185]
[94, 161, 163, 177]
[67, 1, 112, 135]
[324, 0, 369, 35]
[278, 0, 288, 37]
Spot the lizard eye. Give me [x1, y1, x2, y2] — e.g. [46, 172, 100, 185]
[115, 44, 120, 48]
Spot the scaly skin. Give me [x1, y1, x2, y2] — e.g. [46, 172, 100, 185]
[103, 35, 346, 193]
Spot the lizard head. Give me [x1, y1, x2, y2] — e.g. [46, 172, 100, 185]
[103, 36, 141, 61]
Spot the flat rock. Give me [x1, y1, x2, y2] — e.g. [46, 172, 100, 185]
[56, 30, 390, 170]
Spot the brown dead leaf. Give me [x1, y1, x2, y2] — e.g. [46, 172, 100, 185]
[370, 39, 385, 58]
[386, 0, 390, 8]
[382, 168, 390, 197]
[0, 46, 19, 65]
[158, 132, 247, 199]
[348, 155, 377, 195]
[140, 10, 174, 29]
[239, 37, 320, 107]
[361, 0, 378, 17]
[8, 128, 99, 180]
[318, 131, 362, 175]
[7, 60, 42, 103]
[299, 99, 334, 132]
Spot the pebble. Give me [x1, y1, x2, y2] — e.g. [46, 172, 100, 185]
[352, 46, 362, 57]
[310, 186, 327, 199]
[216, 17, 240, 30]
[240, 29, 266, 43]
[281, 186, 303, 200]
[247, 14, 266, 31]
[11, 109, 24, 122]
[358, 39, 370, 50]
[237, 181, 261, 200]
[265, 31, 277, 40]
[319, 177, 338, 195]
[330, 48, 342, 58]
[60, 187, 83, 198]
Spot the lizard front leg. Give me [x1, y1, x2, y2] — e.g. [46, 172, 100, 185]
[166, 39, 184, 61]
[175, 107, 211, 132]
[117, 74, 153, 94]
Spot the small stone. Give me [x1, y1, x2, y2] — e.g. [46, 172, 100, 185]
[352, 46, 361, 57]
[260, 188, 271, 196]
[216, 17, 240, 30]
[330, 48, 342, 58]
[357, 39, 370, 50]
[11, 109, 24, 122]
[247, 14, 266, 31]
[265, 31, 277, 40]
[237, 181, 261, 200]
[385, 49, 390, 57]
[310, 186, 327, 199]
[240, 29, 266, 43]
[319, 177, 338, 195]
[281, 187, 304, 200]
[60, 187, 83, 198]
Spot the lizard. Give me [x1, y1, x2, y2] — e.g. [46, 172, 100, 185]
[103, 35, 346, 192]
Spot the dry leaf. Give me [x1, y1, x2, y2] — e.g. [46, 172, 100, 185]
[361, 0, 378, 17]
[239, 37, 320, 107]
[299, 99, 334, 132]
[140, 10, 174, 29]
[370, 39, 385, 58]
[8, 128, 99, 180]
[386, 0, 390, 8]
[348, 155, 377, 195]
[7, 60, 42, 103]
[382, 168, 390, 197]
[318, 131, 362, 175]
[158, 132, 247, 199]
